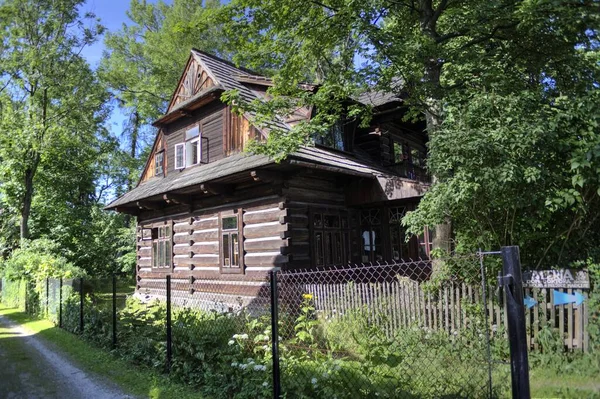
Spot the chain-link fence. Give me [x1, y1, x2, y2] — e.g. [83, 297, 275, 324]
[1, 256, 514, 398]
[276, 256, 508, 398]
[0, 278, 27, 310]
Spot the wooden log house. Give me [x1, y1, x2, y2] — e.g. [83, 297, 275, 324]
[106, 49, 432, 306]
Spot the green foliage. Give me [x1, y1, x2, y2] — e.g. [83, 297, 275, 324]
[404, 90, 600, 266]
[0, 239, 83, 283]
[0, 278, 27, 310]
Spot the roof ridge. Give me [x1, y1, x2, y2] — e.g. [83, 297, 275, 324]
[190, 48, 263, 77]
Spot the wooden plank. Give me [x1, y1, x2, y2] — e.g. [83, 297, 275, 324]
[244, 222, 288, 239]
[559, 289, 565, 349]
[243, 208, 284, 224]
[444, 286, 449, 333]
[450, 283, 455, 332]
[541, 289, 548, 329]
[567, 288, 573, 350]
[427, 291, 432, 329]
[191, 242, 219, 254]
[550, 289, 556, 332]
[533, 289, 539, 350]
[574, 291, 581, 350]
[583, 292, 589, 352]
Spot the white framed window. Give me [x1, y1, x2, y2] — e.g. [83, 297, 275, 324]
[180, 125, 201, 168]
[186, 137, 200, 167]
[174, 143, 185, 169]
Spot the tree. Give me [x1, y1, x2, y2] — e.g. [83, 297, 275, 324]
[99, 0, 230, 192]
[221, 0, 599, 263]
[0, 0, 107, 243]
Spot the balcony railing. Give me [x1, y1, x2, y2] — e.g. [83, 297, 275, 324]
[390, 163, 431, 183]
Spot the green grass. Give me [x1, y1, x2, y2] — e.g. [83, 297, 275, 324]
[529, 367, 600, 398]
[0, 306, 203, 399]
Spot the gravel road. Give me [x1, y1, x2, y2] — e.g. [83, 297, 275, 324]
[0, 315, 133, 399]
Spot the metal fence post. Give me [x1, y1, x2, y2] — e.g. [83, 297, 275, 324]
[166, 274, 172, 372]
[501, 246, 531, 399]
[112, 275, 117, 349]
[58, 278, 63, 328]
[270, 270, 281, 399]
[79, 277, 84, 334]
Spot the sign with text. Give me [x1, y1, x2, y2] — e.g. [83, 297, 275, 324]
[522, 269, 589, 289]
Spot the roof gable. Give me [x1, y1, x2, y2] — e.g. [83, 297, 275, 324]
[166, 54, 217, 113]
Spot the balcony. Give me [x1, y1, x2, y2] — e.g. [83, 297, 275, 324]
[390, 163, 431, 183]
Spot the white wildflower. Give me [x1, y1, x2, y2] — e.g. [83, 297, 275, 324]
[322, 371, 328, 378]
[311, 377, 318, 385]
[254, 365, 267, 371]
[231, 362, 238, 367]
[239, 334, 249, 340]
[262, 345, 270, 351]
[228, 340, 235, 346]
[232, 334, 239, 339]
[240, 364, 248, 370]
[262, 382, 269, 387]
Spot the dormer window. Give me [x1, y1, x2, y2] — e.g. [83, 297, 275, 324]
[175, 126, 203, 170]
[315, 120, 346, 151]
[155, 151, 164, 176]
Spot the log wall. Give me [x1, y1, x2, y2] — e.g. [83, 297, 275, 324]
[136, 196, 289, 309]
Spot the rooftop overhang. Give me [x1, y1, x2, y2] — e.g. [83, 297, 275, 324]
[152, 86, 224, 127]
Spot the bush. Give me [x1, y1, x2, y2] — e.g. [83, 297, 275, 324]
[0, 238, 84, 316]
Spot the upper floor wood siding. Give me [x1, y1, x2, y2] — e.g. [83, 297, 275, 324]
[165, 101, 225, 172]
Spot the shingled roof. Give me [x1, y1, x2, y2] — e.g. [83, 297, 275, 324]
[105, 146, 388, 210]
[155, 49, 290, 133]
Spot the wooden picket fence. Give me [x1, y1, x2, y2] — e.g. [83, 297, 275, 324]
[301, 278, 590, 352]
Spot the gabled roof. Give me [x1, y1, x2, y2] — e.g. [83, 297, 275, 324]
[153, 49, 290, 133]
[105, 146, 390, 210]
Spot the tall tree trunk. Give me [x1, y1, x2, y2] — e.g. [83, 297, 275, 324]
[419, 0, 453, 255]
[20, 167, 35, 242]
[124, 110, 140, 230]
[423, 65, 453, 255]
[127, 110, 140, 191]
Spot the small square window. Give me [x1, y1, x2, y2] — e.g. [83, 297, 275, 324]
[222, 215, 238, 230]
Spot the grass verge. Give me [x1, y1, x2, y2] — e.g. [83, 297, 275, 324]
[529, 367, 600, 398]
[0, 306, 202, 399]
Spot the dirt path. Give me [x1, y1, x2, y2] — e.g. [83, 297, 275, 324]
[0, 315, 133, 399]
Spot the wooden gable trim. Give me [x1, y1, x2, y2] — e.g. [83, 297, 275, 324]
[166, 53, 218, 114]
[138, 130, 166, 186]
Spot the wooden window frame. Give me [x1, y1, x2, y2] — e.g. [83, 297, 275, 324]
[155, 151, 164, 176]
[418, 226, 434, 260]
[151, 221, 173, 270]
[309, 208, 351, 268]
[174, 143, 185, 169]
[388, 207, 410, 262]
[219, 210, 244, 274]
[359, 207, 387, 264]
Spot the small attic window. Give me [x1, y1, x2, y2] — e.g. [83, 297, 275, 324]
[155, 151, 164, 176]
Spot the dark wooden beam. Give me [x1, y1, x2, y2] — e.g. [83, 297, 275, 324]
[114, 206, 140, 216]
[200, 183, 233, 196]
[136, 201, 163, 210]
[250, 170, 283, 184]
[162, 193, 191, 205]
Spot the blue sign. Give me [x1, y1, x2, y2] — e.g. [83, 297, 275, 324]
[553, 290, 585, 306]
[523, 295, 537, 309]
